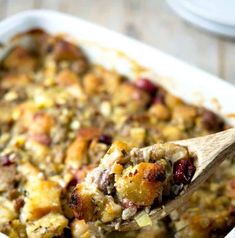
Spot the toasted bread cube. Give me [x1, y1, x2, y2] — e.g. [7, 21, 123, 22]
[0, 105, 14, 124]
[56, 69, 80, 86]
[112, 83, 150, 110]
[107, 141, 130, 154]
[116, 163, 165, 206]
[101, 198, 122, 223]
[77, 127, 101, 140]
[1, 74, 31, 89]
[21, 180, 61, 222]
[165, 93, 182, 109]
[91, 66, 122, 93]
[70, 183, 96, 222]
[71, 219, 91, 238]
[65, 128, 101, 169]
[17, 162, 42, 179]
[29, 112, 54, 135]
[149, 104, 171, 121]
[14, 102, 37, 129]
[162, 126, 183, 141]
[0, 197, 17, 224]
[129, 127, 146, 147]
[173, 105, 197, 128]
[25, 140, 49, 160]
[53, 39, 83, 61]
[8, 219, 27, 238]
[83, 73, 104, 95]
[3, 46, 37, 72]
[65, 138, 88, 169]
[26, 213, 68, 238]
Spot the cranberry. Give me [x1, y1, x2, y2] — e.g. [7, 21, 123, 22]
[202, 110, 224, 131]
[173, 158, 196, 185]
[187, 159, 196, 181]
[1, 155, 14, 166]
[135, 78, 157, 95]
[68, 177, 79, 187]
[98, 134, 112, 145]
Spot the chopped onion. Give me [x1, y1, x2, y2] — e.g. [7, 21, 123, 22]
[134, 211, 152, 227]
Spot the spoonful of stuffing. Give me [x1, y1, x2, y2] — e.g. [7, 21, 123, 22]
[69, 128, 235, 231]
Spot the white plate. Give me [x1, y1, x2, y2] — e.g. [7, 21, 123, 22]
[167, 0, 235, 38]
[0, 10, 234, 237]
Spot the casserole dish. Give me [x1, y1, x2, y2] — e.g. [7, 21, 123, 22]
[0, 10, 234, 237]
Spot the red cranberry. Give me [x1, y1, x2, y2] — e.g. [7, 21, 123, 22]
[187, 158, 196, 181]
[68, 177, 78, 187]
[98, 134, 112, 145]
[202, 110, 224, 131]
[1, 155, 14, 166]
[135, 78, 157, 95]
[173, 158, 196, 185]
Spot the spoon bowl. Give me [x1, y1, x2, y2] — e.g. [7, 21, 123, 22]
[104, 128, 235, 231]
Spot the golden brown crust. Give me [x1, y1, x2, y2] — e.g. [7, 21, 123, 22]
[52, 39, 85, 62]
[70, 184, 96, 221]
[2, 46, 37, 72]
[0, 29, 233, 238]
[116, 162, 165, 206]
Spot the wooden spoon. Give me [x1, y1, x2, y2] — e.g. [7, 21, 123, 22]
[105, 128, 235, 231]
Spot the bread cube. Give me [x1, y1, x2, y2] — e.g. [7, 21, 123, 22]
[101, 197, 122, 223]
[56, 69, 80, 86]
[65, 138, 88, 169]
[3, 46, 37, 72]
[28, 112, 54, 135]
[21, 180, 61, 222]
[71, 219, 91, 238]
[0, 197, 17, 224]
[70, 183, 96, 221]
[26, 213, 68, 238]
[1, 74, 31, 89]
[116, 162, 165, 206]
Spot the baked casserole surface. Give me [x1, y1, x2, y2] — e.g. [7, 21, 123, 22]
[0, 29, 234, 238]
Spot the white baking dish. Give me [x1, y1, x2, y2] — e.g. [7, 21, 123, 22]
[0, 9, 234, 237]
[0, 9, 235, 121]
